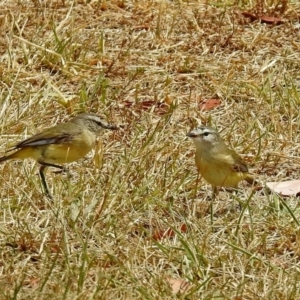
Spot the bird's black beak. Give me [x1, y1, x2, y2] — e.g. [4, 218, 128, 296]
[104, 124, 119, 130]
[186, 132, 196, 137]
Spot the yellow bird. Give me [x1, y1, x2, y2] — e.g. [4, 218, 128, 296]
[0, 113, 118, 197]
[187, 126, 255, 194]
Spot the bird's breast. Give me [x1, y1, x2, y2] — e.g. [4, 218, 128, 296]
[40, 130, 96, 164]
[195, 150, 247, 188]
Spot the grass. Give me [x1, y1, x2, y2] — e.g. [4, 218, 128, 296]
[1, 0, 300, 298]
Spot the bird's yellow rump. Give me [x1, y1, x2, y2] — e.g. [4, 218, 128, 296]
[187, 126, 255, 193]
[0, 113, 118, 197]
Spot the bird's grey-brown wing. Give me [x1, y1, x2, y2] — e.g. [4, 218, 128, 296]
[229, 149, 249, 173]
[213, 142, 249, 173]
[14, 122, 80, 149]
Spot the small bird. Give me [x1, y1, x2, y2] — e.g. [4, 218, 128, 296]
[187, 126, 255, 195]
[0, 113, 118, 197]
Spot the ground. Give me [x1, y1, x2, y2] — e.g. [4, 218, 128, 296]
[0, 0, 300, 299]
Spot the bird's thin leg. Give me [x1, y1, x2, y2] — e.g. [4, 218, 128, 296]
[210, 186, 218, 225]
[39, 162, 65, 172]
[39, 165, 52, 199]
[232, 189, 243, 211]
[53, 167, 69, 175]
[40, 162, 70, 175]
[212, 186, 218, 199]
[43, 163, 70, 177]
[39, 162, 64, 198]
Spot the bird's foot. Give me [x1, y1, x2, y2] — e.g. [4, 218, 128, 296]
[53, 167, 69, 174]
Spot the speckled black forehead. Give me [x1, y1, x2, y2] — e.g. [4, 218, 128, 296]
[195, 126, 217, 133]
[87, 115, 105, 122]
[79, 113, 106, 122]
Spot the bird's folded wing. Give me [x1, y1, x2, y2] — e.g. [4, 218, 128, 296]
[12, 122, 82, 149]
[231, 162, 249, 173]
[16, 133, 74, 148]
[213, 149, 249, 173]
[228, 149, 249, 173]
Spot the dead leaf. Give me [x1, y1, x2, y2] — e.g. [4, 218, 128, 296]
[25, 277, 40, 289]
[241, 12, 282, 24]
[153, 224, 188, 240]
[241, 11, 259, 21]
[101, 58, 113, 66]
[164, 95, 173, 105]
[199, 99, 221, 111]
[180, 223, 188, 233]
[153, 228, 175, 240]
[167, 277, 191, 293]
[89, 59, 100, 66]
[266, 180, 300, 196]
[259, 16, 282, 24]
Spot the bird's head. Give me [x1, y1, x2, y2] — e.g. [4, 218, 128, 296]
[187, 126, 220, 149]
[74, 113, 118, 133]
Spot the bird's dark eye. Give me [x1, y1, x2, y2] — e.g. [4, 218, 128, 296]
[203, 132, 210, 136]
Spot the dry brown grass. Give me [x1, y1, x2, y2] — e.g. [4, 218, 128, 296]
[1, 0, 300, 299]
